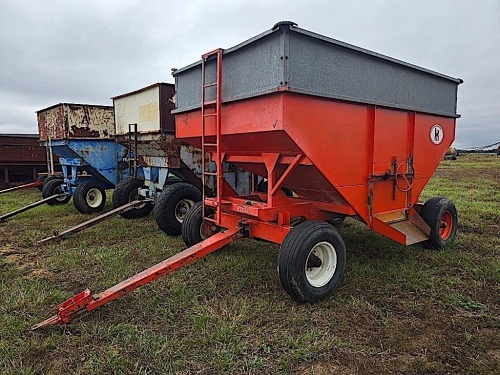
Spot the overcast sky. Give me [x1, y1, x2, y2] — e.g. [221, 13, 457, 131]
[1, 0, 498, 149]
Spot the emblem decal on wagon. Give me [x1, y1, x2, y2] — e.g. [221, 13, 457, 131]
[430, 124, 444, 145]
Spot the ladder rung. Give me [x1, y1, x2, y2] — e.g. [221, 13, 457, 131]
[204, 82, 218, 88]
[203, 172, 217, 176]
[203, 113, 217, 117]
[203, 143, 217, 147]
[203, 100, 216, 106]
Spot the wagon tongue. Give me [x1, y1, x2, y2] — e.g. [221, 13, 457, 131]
[32, 228, 241, 330]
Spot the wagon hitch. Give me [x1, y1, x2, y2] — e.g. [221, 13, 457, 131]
[32, 227, 242, 330]
[0, 194, 68, 223]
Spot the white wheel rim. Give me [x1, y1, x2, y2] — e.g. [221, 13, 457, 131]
[305, 241, 337, 288]
[174, 199, 195, 223]
[86, 188, 103, 208]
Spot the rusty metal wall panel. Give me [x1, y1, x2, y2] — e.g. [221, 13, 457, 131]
[0, 135, 46, 164]
[0, 145, 46, 164]
[113, 83, 175, 136]
[159, 84, 175, 133]
[37, 104, 114, 141]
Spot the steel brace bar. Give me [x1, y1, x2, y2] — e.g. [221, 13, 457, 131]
[32, 227, 242, 330]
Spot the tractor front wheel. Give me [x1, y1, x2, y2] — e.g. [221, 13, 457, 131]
[277, 220, 346, 303]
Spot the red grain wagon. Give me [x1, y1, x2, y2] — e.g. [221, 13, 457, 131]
[34, 22, 461, 329]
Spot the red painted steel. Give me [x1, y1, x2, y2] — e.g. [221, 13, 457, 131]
[176, 91, 456, 245]
[32, 228, 242, 329]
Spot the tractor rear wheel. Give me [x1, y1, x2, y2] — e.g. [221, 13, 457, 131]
[420, 196, 458, 250]
[278, 220, 346, 303]
[73, 181, 106, 214]
[41, 179, 71, 205]
[181, 201, 218, 247]
[112, 177, 153, 219]
[155, 182, 201, 236]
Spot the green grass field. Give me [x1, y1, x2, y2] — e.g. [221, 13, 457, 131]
[1, 154, 498, 374]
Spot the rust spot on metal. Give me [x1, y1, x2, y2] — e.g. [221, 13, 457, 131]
[37, 103, 114, 141]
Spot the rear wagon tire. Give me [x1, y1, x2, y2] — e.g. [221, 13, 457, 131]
[278, 220, 347, 303]
[420, 196, 458, 250]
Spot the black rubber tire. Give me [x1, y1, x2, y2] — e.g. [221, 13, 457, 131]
[420, 196, 458, 250]
[39, 175, 62, 192]
[154, 182, 202, 236]
[181, 201, 217, 247]
[43, 175, 63, 185]
[41, 179, 71, 205]
[35, 176, 46, 192]
[277, 220, 347, 303]
[112, 177, 153, 219]
[73, 181, 106, 214]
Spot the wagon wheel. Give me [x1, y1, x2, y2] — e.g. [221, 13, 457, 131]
[73, 181, 106, 214]
[154, 182, 201, 236]
[395, 160, 414, 192]
[41, 179, 71, 205]
[112, 177, 154, 219]
[277, 221, 347, 302]
[420, 196, 458, 250]
[181, 201, 219, 247]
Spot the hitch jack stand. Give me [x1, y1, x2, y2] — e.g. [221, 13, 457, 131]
[32, 227, 241, 330]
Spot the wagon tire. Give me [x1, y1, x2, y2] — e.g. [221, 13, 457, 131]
[73, 181, 106, 214]
[155, 182, 201, 236]
[278, 220, 346, 303]
[112, 177, 153, 219]
[35, 176, 46, 191]
[41, 179, 70, 205]
[181, 201, 218, 247]
[39, 175, 62, 192]
[420, 196, 458, 250]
